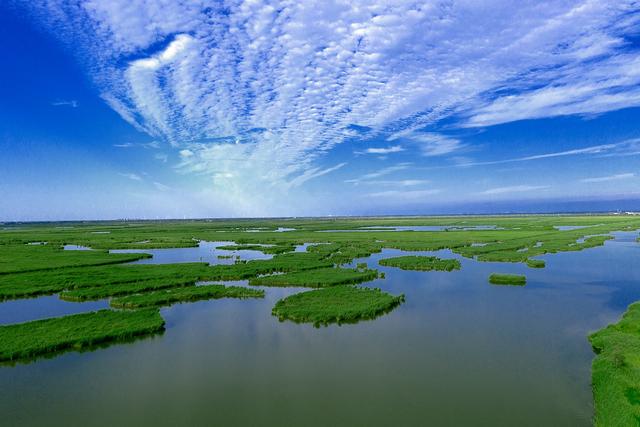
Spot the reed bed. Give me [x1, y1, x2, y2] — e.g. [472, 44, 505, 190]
[272, 285, 404, 326]
[0, 309, 164, 362]
[111, 284, 264, 309]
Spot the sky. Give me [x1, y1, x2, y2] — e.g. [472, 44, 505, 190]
[2, 0, 640, 220]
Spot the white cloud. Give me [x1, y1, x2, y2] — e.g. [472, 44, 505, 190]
[366, 179, 429, 187]
[118, 172, 142, 181]
[345, 163, 411, 184]
[400, 133, 464, 157]
[51, 100, 78, 108]
[445, 139, 640, 168]
[480, 185, 548, 195]
[23, 0, 640, 214]
[360, 145, 405, 155]
[367, 189, 441, 199]
[580, 173, 635, 183]
[153, 181, 170, 191]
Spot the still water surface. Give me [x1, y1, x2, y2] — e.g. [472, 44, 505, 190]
[1, 232, 639, 426]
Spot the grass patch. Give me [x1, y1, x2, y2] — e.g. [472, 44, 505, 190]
[59, 277, 199, 301]
[0, 309, 164, 363]
[589, 302, 640, 426]
[272, 285, 404, 326]
[526, 259, 545, 268]
[110, 284, 264, 308]
[249, 267, 379, 288]
[379, 255, 461, 272]
[488, 273, 526, 286]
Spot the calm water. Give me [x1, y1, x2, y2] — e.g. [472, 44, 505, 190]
[1, 232, 640, 426]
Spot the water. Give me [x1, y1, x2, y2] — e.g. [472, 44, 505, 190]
[109, 241, 273, 265]
[1, 233, 640, 426]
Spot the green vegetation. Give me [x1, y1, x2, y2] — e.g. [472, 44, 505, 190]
[0, 309, 164, 363]
[59, 277, 198, 301]
[488, 273, 526, 286]
[526, 259, 545, 268]
[111, 285, 264, 309]
[379, 255, 461, 272]
[1, 214, 639, 363]
[0, 244, 150, 275]
[0, 252, 333, 301]
[272, 285, 404, 326]
[589, 302, 640, 426]
[249, 267, 379, 288]
[216, 243, 295, 254]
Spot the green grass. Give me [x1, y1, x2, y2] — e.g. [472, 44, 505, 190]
[272, 285, 404, 326]
[526, 259, 545, 268]
[0, 309, 164, 363]
[110, 284, 264, 308]
[0, 244, 150, 275]
[378, 255, 461, 271]
[249, 267, 379, 288]
[488, 273, 526, 286]
[0, 252, 334, 300]
[59, 277, 199, 301]
[589, 302, 640, 426]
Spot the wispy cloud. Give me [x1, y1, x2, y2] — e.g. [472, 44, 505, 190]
[345, 163, 411, 185]
[580, 172, 635, 183]
[480, 185, 548, 195]
[51, 99, 78, 108]
[118, 172, 142, 181]
[153, 181, 170, 191]
[364, 179, 429, 187]
[390, 132, 465, 157]
[288, 162, 347, 188]
[449, 139, 640, 169]
[358, 145, 405, 155]
[367, 189, 442, 199]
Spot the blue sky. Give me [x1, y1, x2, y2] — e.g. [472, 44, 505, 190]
[2, 1, 640, 220]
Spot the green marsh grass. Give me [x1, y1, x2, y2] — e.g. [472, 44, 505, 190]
[379, 255, 461, 272]
[488, 273, 526, 286]
[272, 285, 404, 326]
[526, 259, 545, 268]
[589, 302, 640, 426]
[110, 284, 264, 308]
[248, 267, 379, 288]
[0, 309, 164, 362]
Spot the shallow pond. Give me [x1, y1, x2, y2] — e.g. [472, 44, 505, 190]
[1, 232, 640, 426]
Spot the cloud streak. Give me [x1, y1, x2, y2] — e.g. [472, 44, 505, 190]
[580, 173, 635, 183]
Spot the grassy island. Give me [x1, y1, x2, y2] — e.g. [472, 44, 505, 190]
[379, 255, 461, 272]
[249, 267, 379, 288]
[526, 259, 545, 268]
[488, 273, 526, 286]
[110, 285, 264, 309]
[272, 285, 404, 326]
[0, 309, 164, 363]
[589, 302, 640, 426]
